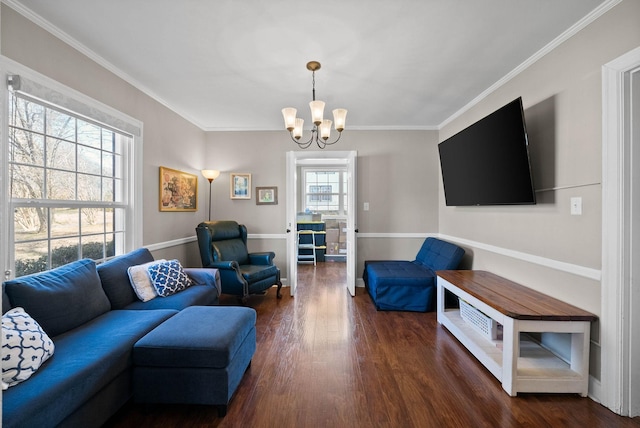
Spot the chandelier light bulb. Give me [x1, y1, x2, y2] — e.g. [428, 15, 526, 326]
[320, 120, 332, 140]
[332, 109, 347, 132]
[309, 100, 325, 126]
[293, 118, 304, 140]
[282, 108, 297, 131]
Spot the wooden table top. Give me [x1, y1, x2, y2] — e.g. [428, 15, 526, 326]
[436, 270, 598, 322]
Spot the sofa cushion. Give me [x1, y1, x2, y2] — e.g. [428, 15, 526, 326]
[3, 259, 111, 337]
[148, 260, 192, 297]
[2, 307, 55, 389]
[123, 284, 218, 310]
[2, 283, 11, 314]
[1, 309, 177, 428]
[98, 248, 155, 309]
[365, 261, 438, 311]
[127, 260, 165, 302]
[240, 264, 279, 283]
[414, 237, 465, 271]
[134, 306, 257, 369]
[213, 239, 249, 265]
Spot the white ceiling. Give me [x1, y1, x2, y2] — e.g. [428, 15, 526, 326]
[6, 0, 607, 131]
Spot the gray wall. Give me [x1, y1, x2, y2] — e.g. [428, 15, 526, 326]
[204, 129, 440, 275]
[438, 0, 640, 381]
[1, 4, 209, 265]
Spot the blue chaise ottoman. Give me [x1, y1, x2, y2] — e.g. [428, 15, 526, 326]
[132, 306, 257, 417]
[363, 237, 465, 312]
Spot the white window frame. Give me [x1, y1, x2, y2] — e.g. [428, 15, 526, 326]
[1, 57, 143, 280]
[301, 167, 348, 217]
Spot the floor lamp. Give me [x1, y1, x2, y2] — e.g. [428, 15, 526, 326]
[201, 169, 220, 221]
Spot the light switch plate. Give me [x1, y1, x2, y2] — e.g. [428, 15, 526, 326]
[570, 197, 582, 215]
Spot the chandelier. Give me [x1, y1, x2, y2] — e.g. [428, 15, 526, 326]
[282, 61, 347, 149]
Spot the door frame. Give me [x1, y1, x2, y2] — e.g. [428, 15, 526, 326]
[286, 150, 357, 296]
[601, 46, 640, 417]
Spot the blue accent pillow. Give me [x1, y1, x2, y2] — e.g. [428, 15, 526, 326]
[2, 307, 55, 389]
[147, 260, 192, 297]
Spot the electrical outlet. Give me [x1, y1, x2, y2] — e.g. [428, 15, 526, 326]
[570, 197, 582, 215]
[363, 202, 369, 211]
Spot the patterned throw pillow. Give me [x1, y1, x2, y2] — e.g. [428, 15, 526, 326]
[147, 259, 192, 297]
[127, 259, 166, 302]
[2, 307, 55, 389]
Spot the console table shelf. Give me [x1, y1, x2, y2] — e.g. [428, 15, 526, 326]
[436, 270, 597, 396]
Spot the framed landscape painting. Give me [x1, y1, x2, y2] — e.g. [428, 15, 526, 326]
[230, 173, 251, 199]
[159, 166, 198, 211]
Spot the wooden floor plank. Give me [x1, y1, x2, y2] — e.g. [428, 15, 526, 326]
[105, 263, 639, 428]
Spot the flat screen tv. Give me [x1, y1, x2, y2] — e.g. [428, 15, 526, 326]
[438, 97, 536, 206]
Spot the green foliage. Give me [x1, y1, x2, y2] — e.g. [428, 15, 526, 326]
[15, 240, 115, 277]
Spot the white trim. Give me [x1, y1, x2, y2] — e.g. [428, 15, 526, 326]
[145, 236, 197, 252]
[590, 376, 603, 404]
[146, 233, 286, 252]
[601, 46, 640, 417]
[248, 233, 287, 240]
[1, 58, 10, 280]
[173, 231, 601, 282]
[438, 0, 623, 130]
[439, 234, 601, 281]
[358, 232, 436, 239]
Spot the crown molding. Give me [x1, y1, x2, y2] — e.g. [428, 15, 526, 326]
[438, 0, 624, 130]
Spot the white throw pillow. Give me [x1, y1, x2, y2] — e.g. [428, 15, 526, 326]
[127, 259, 165, 302]
[2, 307, 55, 389]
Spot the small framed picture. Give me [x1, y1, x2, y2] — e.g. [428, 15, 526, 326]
[159, 166, 198, 211]
[230, 173, 251, 199]
[256, 186, 278, 205]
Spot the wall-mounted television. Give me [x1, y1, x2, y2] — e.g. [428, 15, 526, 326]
[438, 97, 536, 206]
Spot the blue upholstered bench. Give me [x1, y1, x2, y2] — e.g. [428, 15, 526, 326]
[132, 306, 257, 417]
[363, 238, 465, 312]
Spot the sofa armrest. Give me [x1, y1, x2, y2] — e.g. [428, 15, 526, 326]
[183, 268, 221, 296]
[248, 252, 275, 265]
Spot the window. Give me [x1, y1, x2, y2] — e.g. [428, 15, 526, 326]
[303, 169, 348, 215]
[7, 92, 131, 277]
[309, 185, 333, 202]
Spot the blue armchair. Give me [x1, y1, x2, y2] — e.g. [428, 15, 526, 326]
[196, 220, 282, 301]
[363, 237, 465, 312]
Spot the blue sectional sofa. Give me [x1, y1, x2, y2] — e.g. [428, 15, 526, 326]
[363, 237, 465, 312]
[2, 248, 221, 428]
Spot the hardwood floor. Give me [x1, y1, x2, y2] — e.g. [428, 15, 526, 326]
[105, 263, 640, 428]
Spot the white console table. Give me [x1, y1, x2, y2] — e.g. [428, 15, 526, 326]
[436, 270, 597, 397]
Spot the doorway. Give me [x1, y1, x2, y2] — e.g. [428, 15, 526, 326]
[286, 151, 357, 297]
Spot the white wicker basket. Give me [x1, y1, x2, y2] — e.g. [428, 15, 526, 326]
[459, 298, 498, 340]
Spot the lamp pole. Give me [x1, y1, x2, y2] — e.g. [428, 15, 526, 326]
[207, 178, 213, 221]
[201, 170, 220, 221]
